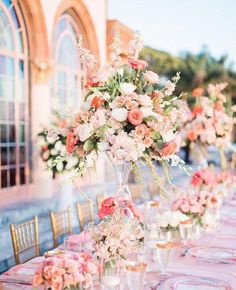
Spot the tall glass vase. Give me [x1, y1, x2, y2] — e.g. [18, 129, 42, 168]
[107, 153, 132, 201]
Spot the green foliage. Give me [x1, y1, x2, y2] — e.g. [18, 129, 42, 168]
[140, 46, 236, 102]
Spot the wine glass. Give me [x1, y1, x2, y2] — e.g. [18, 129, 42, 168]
[179, 219, 193, 255]
[126, 261, 147, 290]
[156, 241, 174, 276]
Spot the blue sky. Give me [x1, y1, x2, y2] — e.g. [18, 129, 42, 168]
[108, 0, 236, 69]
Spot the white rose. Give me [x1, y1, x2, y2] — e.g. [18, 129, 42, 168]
[56, 161, 63, 172]
[161, 130, 175, 142]
[55, 140, 63, 151]
[156, 214, 168, 228]
[111, 108, 128, 122]
[138, 95, 153, 107]
[143, 71, 160, 84]
[140, 107, 163, 120]
[75, 123, 94, 142]
[120, 83, 136, 95]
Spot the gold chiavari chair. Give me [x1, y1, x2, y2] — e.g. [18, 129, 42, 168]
[96, 192, 107, 210]
[76, 200, 95, 231]
[129, 183, 145, 204]
[10, 216, 40, 265]
[50, 207, 72, 248]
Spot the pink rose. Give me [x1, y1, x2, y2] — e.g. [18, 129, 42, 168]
[66, 131, 78, 154]
[181, 203, 190, 213]
[101, 197, 115, 207]
[143, 71, 160, 84]
[160, 141, 178, 156]
[128, 59, 148, 70]
[128, 109, 143, 126]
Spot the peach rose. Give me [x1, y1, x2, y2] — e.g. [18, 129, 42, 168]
[187, 130, 198, 141]
[192, 105, 203, 116]
[128, 109, 143, 126]
[143, 137, 153, 147]
[135, 124, 147, 138]
[160, 141, 177, 156]
[192, 88, 204, 97]
[32, 273, 43, 286]
[66, 132, 78, 154]
[90, 96, 105, 109]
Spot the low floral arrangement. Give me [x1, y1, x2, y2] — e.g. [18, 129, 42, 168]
[48, 33, 189, 194]
[191, 168, 236, 198]
[32, 252, 98, 290]
[38, 114, 79, 177]
[182, 83, 234, 161]
[172, 190, 218, 225]
[191, 168, 217, 190]
[155, 210, 189, 232]
[92, 205, 144, 264]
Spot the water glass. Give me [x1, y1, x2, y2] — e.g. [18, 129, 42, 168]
[126, 261, 147, 290]
[179, 219, 193, 253]
[156, 241, 173, 276]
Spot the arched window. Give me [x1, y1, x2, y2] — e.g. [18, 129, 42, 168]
[0, 0, 29, 188]
[52, 13, 86, 114]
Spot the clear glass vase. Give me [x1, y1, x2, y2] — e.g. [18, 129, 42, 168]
[99, 257, 121, 289]
[107, 153, 132, 202]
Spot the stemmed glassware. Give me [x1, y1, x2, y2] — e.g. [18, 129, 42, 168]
[156, 241, 174, 277]
[125, 261, 147, 290]
[179, 219, 193, 255]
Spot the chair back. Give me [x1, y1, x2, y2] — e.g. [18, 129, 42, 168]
[10, 216, 40, 265]
[97, 192, 106, 210]
[76, 200, 94, 230]
[50, 207, 72, 248]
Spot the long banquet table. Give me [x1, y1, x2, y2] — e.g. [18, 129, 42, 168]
[0, 200, 236, 289]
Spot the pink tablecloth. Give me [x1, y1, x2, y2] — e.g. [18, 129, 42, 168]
[0, 205, 236, 289]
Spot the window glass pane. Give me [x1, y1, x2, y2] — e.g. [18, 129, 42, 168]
[18, 79, 24, 102]
[19, 124, 25, 142]
[10, 7, 20, 29]
[0, 101, 7, 120]
[19, 103, 24, 120]
[20, 167, 25, 184]
[9, 146, 16, 164]
[0, 56, 14, 76]
[0, 124, 7, 143]
[8, 101, 15, 120]
[19, 146, 25, 163]
[1, 169, 8, 188]
[10, 168, 16, 186]
[8, 124, 15, 142]
[1, 147, 7, 166]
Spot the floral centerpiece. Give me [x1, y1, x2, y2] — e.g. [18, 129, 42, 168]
[38, 114, 79, 178]
[48, 33, 188, 198]
[182, 83, 234, 167]
[155, 210, 189, 232]
[172, 191, 218, 228]
[92, 196, 144, 286]
[32, 252, 98, 290]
